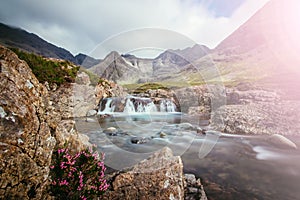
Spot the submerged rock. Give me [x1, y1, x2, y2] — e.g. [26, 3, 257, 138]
[103, 147, 185, 199]
[131, 136, 151, 144]
[159, 131, 167, 138]
[104, 127, 118, 136]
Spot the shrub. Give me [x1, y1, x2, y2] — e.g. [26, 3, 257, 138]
[10, 48, 80, 87]
[49, 147, 109, 199]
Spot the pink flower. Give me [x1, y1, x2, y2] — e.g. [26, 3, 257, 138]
[80, 196, 87, 200]
[77, 171, 84, 191]
[60, 162, 67, 169]
[57, 148, 67, 154]
[59, 179, 69, 186]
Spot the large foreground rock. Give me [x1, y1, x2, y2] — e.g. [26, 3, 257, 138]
[0, 46, 92, 198]
[0, 45, 56, 198]
[103, 147, 185, 199]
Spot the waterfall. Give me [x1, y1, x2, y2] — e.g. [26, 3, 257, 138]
[160, 99, 176, 112]
[144, 102, 158, 112]
[98, 98, 115, 114]
[98, 96, 177, 114]
[123, 98, 136, 113]
[123, 97, 158, 113]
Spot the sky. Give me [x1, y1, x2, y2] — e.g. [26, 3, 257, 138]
[0, 0, 270, 58]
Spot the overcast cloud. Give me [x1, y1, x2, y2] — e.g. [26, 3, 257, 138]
[0, 0, 269, 58]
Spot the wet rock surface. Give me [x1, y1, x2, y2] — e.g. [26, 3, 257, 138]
[184, 174, 207, 200]
[131, 136, 151, 144]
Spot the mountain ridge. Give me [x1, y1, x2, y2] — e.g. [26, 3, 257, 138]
[0, 22, 101, 68]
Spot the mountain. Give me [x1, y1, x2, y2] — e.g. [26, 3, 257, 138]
[189, 0, 300, 98]
[89, 51, 150, 84]
[170, 44, 211, 63]
[74, 53, 101, 69]
[90, 44, 211, 84]
[0, 22, 100, 68]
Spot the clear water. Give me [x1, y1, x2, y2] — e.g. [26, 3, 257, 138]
[75, 114, 300, 200]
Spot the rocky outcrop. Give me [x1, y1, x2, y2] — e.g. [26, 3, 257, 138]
[134, 88, 180, 111]
[95, 78, 126, 106]
[0, 45, 56, 199]
[103, 147, 185, 199]
[212, 101, 300, 135]
[49, 83, 95, 118]
[226, 87, 280, 105]
[174, 85, 225, 119]
[174, 83, 300, 136]
[49, 77, 125, 118]
[76, 71, 91, 85]
[0, 46, 92, 199]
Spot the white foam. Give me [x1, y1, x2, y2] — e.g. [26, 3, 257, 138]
[253, 146, 283, 160]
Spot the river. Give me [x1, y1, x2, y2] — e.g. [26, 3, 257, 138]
[75, 111, 300, 200]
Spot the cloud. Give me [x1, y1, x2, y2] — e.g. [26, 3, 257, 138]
[0, 0, 270, 58]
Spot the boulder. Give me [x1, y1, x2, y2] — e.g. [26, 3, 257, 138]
[49, 83, 96, 118]
[76, 71, 91, 85]
[54, 120, 91, 153]
[131, 136, 151, 144]
[0, 45, 56, 199]
[0, 45, 92, 199]
[95, 79, 126, 106]
[103, 147, 185, 199]
[86, 109, 97, 117]
[211, 102, 300, 135]
[184, 174, 208, 200]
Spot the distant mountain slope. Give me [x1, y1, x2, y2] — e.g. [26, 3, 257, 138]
[90, 44, 211, 84]
[0, 22, 100, 68]
[74, 53, 101, 69]
[190, 0, 300, 97]
[0, 23, 75, 62]
[215, 0, 300, 56]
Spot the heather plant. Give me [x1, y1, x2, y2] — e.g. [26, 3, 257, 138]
[49, 146, 109, 199]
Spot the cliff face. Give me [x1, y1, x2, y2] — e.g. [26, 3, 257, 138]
[0, 45, 56, 198]
[0, 45, 93, 198]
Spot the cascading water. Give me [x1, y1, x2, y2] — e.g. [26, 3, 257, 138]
[98, 96, 177, 114]
[124, 96, 158, 113]
[98, 98, 115, 114]
[123, 98, 136, 113]
[160, 99, 176, 112]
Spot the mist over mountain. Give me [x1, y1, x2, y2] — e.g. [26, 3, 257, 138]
[0, 22, 100, 68]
